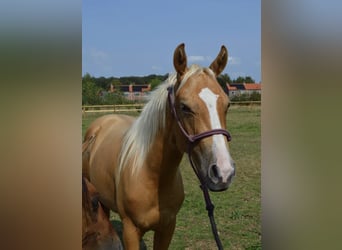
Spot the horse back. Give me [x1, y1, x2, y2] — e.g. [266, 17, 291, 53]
[82, 114, 135, 211]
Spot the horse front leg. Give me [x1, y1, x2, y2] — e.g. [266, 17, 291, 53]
[122, 217, 143, 250]
[153, 219, 176, 250]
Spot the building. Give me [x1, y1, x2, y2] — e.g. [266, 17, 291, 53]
[109, 83, 151, 101]
[226, 82, 261, 99]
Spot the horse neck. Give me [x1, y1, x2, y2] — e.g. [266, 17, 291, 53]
[145, 111, 184, 180]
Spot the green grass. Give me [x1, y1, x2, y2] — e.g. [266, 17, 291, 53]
[82, 106, 260, 249]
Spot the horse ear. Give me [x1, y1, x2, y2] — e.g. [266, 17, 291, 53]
[209, 45, 228, 76]
[173, 43, 187, 77]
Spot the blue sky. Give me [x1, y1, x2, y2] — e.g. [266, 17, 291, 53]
[82, 0, 261, 82]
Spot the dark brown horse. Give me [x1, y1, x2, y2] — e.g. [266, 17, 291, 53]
[83, 44, 235, 249]
[82, 177, 123, 250]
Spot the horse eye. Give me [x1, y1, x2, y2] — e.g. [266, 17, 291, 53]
[91, 197, 99, 211]
[180, 103, 193, 114]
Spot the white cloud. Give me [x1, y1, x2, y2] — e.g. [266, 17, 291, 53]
[188, 55, 241, 65]
[89, 48, 109, 65]
[228, 56, 241, 65]
[188, 55, 206, 63]
[85, 48, 112, 74]
[151, 65, 162, 70]
[230, 71, 247, 79]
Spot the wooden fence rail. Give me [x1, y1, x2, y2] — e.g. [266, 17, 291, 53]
[82, 103, 144, 115]
[230, 101, 261, 106]
[82, 101, 260, 115]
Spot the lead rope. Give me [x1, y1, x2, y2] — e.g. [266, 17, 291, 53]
[188, 155, 224, 250]
[200, 184, 224, 250]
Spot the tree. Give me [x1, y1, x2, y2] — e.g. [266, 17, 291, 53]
[102, 92, 126, 105]
[234, 76, 246, 83]
[150, 78, 162, 90]
[220, 73, 232, 84]
[96, 76, 111, 90]
[111, 79, 121, 89]
[244, 76, 255, 83]
[216, 73, 230, 95]
[232, 76, 256, 83]
[83, 72, 93, 83]
[82, 80, 102, 105]
[250, 91, 261, 101]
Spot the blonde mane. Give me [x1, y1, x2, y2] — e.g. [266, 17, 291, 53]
[116, 64, 215, 180]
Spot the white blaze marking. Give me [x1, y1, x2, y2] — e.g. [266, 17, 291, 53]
[198, 88, 234, 182]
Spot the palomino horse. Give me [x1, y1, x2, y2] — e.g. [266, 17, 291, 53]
[82, 43, 235, 249]
[82, 177, 123, 249]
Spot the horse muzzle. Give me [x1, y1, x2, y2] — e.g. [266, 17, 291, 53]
[206, 163, 235, 192]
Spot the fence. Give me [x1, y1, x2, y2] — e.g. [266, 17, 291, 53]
[230, 101, 261, 106]
[82, 101, 260, 115]
[82, 103, 144, 116]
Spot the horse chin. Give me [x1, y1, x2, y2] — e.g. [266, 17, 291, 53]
[206, 179, 229, 192]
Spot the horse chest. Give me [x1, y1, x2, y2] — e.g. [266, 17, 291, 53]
[130, 199, 181, 231]
[123, 184, 183, 230]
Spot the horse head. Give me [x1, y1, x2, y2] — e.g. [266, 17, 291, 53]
[82, 177, 123, 250]
[171, 43, 236, 192]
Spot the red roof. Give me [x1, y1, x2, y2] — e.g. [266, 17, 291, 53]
[226, 84, 237, 90]
[243, 83, 261, 90]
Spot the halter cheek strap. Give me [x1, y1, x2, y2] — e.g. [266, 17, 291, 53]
[167, 85, 231, 250]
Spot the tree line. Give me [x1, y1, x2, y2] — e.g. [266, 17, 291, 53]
[82, 72, 256, 105]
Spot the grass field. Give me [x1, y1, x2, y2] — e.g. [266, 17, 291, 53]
[82, 105, 261, 249]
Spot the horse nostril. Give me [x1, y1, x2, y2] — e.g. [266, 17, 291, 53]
[208, 164, 222, 184]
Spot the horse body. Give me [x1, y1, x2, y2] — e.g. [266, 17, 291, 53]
[83, 112, 185, 248]
[83, 44, 235, 249]
[83, 114, 135, 212]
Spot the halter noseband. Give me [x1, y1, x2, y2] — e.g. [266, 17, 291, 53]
[167, 85, 231, 250]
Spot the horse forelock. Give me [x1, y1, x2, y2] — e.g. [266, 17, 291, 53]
[176, 64, 216, 93]
[116, 64, 215, 181]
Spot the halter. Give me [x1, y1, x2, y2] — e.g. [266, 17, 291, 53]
[167, 86, 231, 250]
